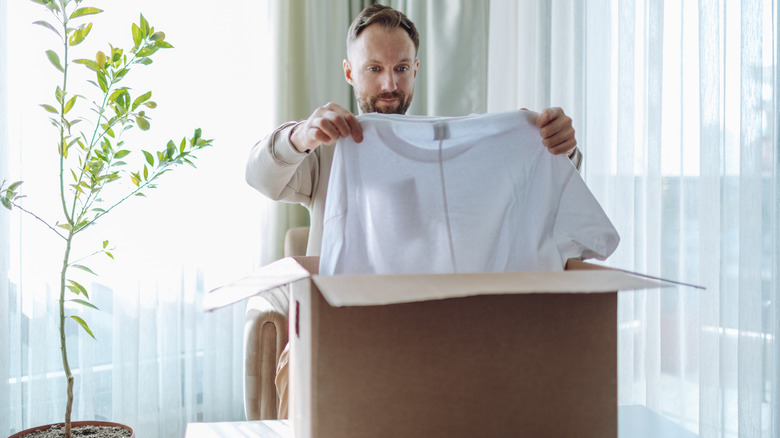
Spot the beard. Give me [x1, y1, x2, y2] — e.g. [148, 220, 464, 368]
[357, 90, 413, 115]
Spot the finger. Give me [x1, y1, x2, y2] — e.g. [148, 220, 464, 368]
[329, 113, 352, 138]
[541, 125, 575, 148]
[314, 119, 342, 144]
[311, 126, 335, 146]
[344, 114, 363, 143]
[546, 138, 578, 155]
[539, 115, 571, 139]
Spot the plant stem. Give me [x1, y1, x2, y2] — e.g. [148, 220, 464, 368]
[60, 230, 75, 438]
[9, 201, 67, 240]
[56, 2, 74, 437]
[59, 7, 71, 226]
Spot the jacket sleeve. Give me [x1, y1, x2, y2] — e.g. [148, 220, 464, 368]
[245, 121, 321, 207]
[569, 147, 583, 172]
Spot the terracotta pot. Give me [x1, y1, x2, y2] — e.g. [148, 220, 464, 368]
[8, 420, 135, 438]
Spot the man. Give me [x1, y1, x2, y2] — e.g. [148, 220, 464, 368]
[245, 4, 582, 417]
[246, 4, 581, 257]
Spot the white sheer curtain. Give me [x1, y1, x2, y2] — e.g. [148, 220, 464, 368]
[488, 0, 778, 436]
[1, 1, 274, 436]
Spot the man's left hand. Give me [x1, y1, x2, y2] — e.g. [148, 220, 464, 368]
[535, 107, 577, 156]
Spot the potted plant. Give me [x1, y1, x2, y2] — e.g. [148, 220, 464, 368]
[1, 1, 212, 437]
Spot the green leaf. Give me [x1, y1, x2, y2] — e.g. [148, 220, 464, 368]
[63, 95, 77, 114]
[155, 40, 173, 49]
[108, 88, 124, 102]
[136, 46, 156, 57]
[74, 58, 101, 72]
[131, 23, 142, 48]
[135, 116, 150, 131]
[130, 173, 140, 186]
[70, 315, 96, 339]
[105, 252, 114, 260]
[69, 299, 99, 310]
[114, 68, 129, 81]
[74, 220, 91, 232]
[166, 140, 176, 159]
[111, 47, 123, 63]
[58, 223, 73, 231]
[144, 101, 157, 108]
[46, 50, 64, 72]
[103, 240, 109, 249]
[71, 264, 97, 275]
[70, 7, 103, 18]
[43, 1, 60, 13]
[66, 279, 87, 297]
[116, 90, 130, 110]
[68, 22, 92, 46]
[132, 91, 152, 111]
[33, 20, 61, 38]
[1, 197, 11, 210]
[96, 72, 108, 92]
[139, 14, 150, 36]
[138, 57, 153, 66]
[114, 150, 131, 159]
[40, 104, 58, 114]
[143, 150, 154, 166]
[143, 165, 149, 180]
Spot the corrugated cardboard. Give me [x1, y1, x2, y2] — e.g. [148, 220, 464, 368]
[206, 257, 665, 438]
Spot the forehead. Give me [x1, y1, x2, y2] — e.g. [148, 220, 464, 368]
[349, 24, 416, 64]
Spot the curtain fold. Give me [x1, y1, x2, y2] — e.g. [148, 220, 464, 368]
[488, 0, 777, 436]
[0, 0, 11, 433]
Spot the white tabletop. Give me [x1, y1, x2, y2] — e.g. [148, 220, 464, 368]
[185, 406, 698, 438]
[185, 420, 291, 438]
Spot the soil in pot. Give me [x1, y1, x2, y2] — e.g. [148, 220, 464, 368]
[10, 421, 133, 438]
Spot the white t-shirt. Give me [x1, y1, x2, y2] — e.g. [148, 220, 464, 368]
[319, 110, 619, 276]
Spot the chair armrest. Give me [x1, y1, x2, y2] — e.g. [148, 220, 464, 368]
[243, 287, 289, 420]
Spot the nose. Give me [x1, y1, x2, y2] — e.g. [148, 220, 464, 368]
[380, 70, 397, 92]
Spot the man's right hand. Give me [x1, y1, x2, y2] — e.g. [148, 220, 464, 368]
[290, 102, 363, 153]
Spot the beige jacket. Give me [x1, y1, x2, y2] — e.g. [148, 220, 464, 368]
[245, 120, 582, 256]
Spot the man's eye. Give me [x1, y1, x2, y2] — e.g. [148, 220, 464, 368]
[368, 67, 379, 72]
[398, 66, 409, 72]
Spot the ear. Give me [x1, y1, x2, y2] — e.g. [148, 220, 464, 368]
[343, 59, 353, 85]
[413, 59, 419, 79]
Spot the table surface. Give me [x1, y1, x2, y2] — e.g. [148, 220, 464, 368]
[185, 405, 699, 438]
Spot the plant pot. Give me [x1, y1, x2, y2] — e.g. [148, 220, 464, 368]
[9, 420, 134, 438]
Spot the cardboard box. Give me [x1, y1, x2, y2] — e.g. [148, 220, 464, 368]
[205, 257, 665, 438]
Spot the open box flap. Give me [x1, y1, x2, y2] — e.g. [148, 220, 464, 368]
[312, 269, 666, 307]
[203, 257, 313, 311]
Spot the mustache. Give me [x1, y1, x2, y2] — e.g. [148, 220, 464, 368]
[374, 91, 404, 100]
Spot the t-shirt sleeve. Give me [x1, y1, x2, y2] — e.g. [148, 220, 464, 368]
[551, 162, 620, 263]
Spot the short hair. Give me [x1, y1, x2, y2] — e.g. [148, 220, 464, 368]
[346, 4, 419, 57]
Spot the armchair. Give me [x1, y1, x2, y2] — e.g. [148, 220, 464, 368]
[243, 226, 309, 420]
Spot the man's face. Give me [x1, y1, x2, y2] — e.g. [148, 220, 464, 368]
[344, 24, 419, 115]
